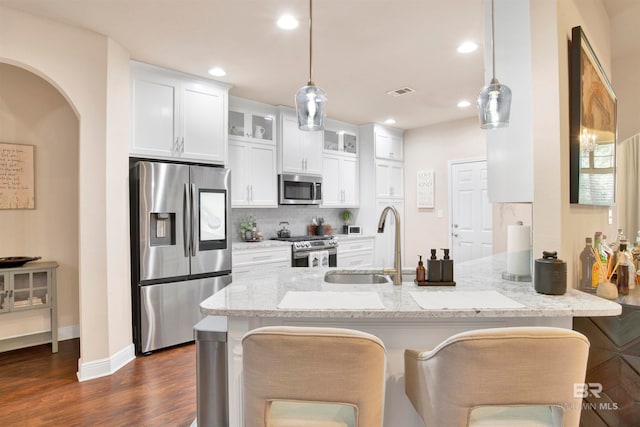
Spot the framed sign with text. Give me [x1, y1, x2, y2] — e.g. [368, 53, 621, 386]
[0, 142, 35, 209]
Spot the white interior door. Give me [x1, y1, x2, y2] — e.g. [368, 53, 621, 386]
[450, 160, 492, 262]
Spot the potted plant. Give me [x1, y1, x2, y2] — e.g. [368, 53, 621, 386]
[341, 210, 352, 233]
[239, 216, 256, 241]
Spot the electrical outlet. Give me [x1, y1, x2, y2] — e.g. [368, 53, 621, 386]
[437, 209, 443, 218]
[608, 208, 613, 225]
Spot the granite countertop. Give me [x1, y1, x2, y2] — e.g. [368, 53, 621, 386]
[201, 254, 622, 319]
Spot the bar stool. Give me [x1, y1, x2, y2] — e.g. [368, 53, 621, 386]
[404, 327, 590, 427]
[242, 326, 386, 427]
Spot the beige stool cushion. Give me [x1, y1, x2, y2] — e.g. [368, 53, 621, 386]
[243, 326, 386, 427]
[470, 405, 555, 426]
[268, 400, 356, 427]
[404, 327, 590, 427]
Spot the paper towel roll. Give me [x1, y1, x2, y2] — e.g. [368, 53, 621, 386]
[506, 223, 531, 276]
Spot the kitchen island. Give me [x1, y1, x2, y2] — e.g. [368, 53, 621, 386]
[200, 255, 621, 427]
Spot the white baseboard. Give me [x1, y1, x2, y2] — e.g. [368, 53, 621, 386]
[58, 324, 80, 341]
[76, 343, 136, 382]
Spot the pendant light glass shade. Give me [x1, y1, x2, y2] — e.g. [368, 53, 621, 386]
[477, 78, 511, 129]
[296, 0, 327, 131]
[296, 83, 327, 131]
[477, 0, 511, 129]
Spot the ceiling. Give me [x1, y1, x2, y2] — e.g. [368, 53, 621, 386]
[0, 0, 633, 130]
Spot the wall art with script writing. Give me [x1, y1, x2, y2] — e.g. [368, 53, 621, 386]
[0, 143, 35, 209]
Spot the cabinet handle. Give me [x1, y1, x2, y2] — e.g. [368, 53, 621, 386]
[390, 186, 394, 196]
[247, 185, 251, 202]
[180, 137, 185, 153]
[250, 185, 253, 202]
[174, 137, 179, 152]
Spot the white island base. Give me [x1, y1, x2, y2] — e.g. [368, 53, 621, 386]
[225, 315, 571, 427]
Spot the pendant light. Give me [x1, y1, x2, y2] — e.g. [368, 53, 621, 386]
[295, 0, 327, 131]
[477, 0, 511, 129]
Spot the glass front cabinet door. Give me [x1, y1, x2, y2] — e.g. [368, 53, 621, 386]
[323, 130, 358, 155]
[11, 269, 51, 311]
[229, 109, 276, 145]
[0, 273, 7, 313]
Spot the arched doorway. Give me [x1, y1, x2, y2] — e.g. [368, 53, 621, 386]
[0, 62, 80, 350]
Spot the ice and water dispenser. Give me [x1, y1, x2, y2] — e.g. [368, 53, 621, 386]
[149, 212, 176, 246]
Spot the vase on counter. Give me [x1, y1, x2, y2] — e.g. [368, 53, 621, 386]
[243, 230, 254, 241]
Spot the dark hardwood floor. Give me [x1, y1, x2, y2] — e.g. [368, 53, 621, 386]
[0, 339, 197, 426]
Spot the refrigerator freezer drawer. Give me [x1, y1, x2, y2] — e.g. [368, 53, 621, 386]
[139, 275, 231, 353]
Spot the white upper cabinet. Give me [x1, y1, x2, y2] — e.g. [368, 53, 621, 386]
[229, 139, 277, 208]
[375, 159, 404, 199]
[131, 61, 230, 164]
[322, 153, 359, 208]
[375, 131, 403, 160]
[228, 97, 277, 145]
[324, 129, 358, 155]
[279, 109, 323, 175]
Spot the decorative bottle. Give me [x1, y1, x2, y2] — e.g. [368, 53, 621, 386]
[416, 255, 426, 282]
[579, 237, 597, 293]
[593, 232, 607, 284]
[616, 242, 630, 295]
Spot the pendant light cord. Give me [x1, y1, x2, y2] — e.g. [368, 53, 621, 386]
[490, 0, 497, 83]
[309, 0, 314, 85]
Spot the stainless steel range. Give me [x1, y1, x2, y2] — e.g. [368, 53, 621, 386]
[272, 235, 338, 267]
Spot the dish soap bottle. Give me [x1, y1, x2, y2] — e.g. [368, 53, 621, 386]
[441, 248, 454, 282]
[416, 255, 426, 282]
[427, 249, 442, 282]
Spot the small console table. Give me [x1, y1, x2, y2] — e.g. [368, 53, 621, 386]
[0, 261, 58, 353]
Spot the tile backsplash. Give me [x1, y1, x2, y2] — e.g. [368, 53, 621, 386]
[232, 207, 357, 242]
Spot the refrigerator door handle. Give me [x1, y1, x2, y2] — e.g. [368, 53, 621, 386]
[183, 183, 190, 257]
[191, 183, 197, 257]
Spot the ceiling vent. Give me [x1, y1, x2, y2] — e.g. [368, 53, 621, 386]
[386, 87, 415, 97]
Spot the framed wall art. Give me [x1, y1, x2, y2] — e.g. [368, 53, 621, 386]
[417, 170, 434, 209]
[569, 25, 617, 206]
[0, 142, 35, 209]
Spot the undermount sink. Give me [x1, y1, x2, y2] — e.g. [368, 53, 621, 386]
[323, 270, 392, 284]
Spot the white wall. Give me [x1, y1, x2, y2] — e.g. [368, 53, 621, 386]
[0, 6, 132, 379]
[0, 63, 79, 339]
[403, 117, 485, 264]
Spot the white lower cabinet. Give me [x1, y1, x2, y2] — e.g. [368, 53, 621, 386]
[375, 199, 404, 268]
[337, 237, 374, 268]
[232, 245, 291, 278]
[322, 153, 359, 207]
[229, 140, 277, 207]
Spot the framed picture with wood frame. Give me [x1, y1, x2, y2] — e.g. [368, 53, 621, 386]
[569, 25, 617, 206]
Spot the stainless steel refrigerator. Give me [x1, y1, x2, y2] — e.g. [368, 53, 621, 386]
[130, 160, 231, 354]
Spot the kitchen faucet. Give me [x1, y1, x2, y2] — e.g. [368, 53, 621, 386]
[377, 205, 402, 285]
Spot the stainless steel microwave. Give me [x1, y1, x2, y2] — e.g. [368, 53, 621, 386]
[279, 174, 322, 205]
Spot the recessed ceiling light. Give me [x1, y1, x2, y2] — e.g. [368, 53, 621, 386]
[208, 67, 226, 77]
[457, 100, 471, 108]
[384, 118, 396, 125]
[277, 14, 299, 30]
[457, 41, 478, 54]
